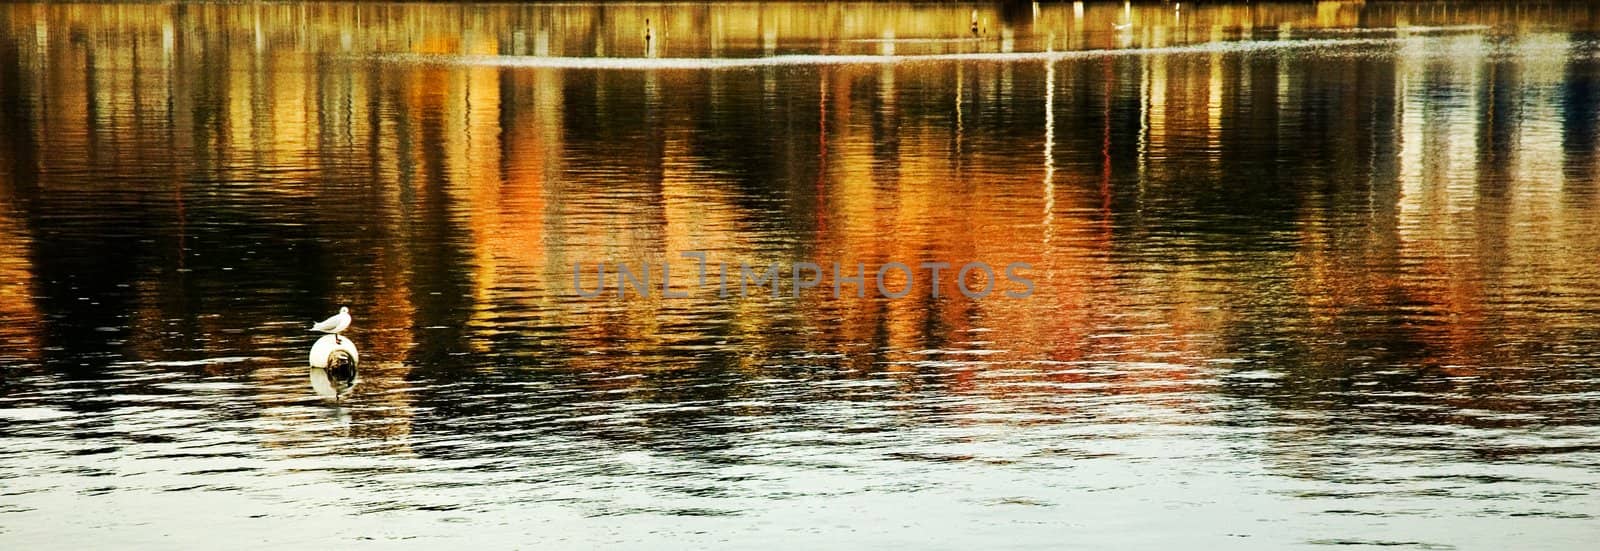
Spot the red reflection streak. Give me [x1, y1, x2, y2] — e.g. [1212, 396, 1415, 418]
[1101, 58, 1113, 227]
[818, 73, 828, 234]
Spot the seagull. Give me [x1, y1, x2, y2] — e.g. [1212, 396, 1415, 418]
[311, 306, 352, 344]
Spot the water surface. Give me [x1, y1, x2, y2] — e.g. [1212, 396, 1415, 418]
[2, 2, 1600, 548]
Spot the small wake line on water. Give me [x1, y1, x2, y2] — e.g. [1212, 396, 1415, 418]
[842, 37, 989, 44]
[377, 37, 1402, 70]
[144, 356, 271, 367]
[1308, 24, 1493, 34]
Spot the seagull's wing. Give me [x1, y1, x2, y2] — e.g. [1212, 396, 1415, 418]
[311, 315, 339, 332]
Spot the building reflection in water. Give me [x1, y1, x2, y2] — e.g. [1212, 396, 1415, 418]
[1, 2, 1599, 449]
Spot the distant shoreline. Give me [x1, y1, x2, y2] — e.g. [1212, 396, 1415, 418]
[1, 0, 1544, 3]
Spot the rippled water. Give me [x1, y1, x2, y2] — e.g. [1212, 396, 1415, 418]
[3, 2, 1600, 548]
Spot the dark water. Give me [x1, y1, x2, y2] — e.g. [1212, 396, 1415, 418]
[3, 2, 1600, 548]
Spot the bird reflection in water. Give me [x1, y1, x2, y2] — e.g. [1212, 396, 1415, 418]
[309, 350, 358, 401]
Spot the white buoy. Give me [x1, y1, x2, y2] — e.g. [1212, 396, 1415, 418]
[309, 334, 359, 399]
[309, 333, 359, 367]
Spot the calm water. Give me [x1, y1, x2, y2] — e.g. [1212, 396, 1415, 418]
[3, 1, 1600, 548]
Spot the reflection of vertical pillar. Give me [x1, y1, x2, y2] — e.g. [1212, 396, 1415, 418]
[405, 65, 478, 370]
[874, 64, 898, 170]
[0, 7, 39, 198]
[162, 16, 173, 62]
[1563, 41, 1600, 194]
[1478, 60, 1518, 196]
[644, 72, 660, 113]
[84, 32, 101, 165]
[252, 4, 263, 54]
[518, 66, 563, 296]
[1507, 35, 1568, 270]
[0, 12, 41, 363]
[1101, 59, 1113, 214]
[1206, 52, 1222, 151]
[1141, 52, 1165, 214]
[761, 66, 776, 104]
[33, 7, 48, 69]
[1001, 62, 1013, 111]
[1137, 53, 1151, 184]
[1362, 52, 1404, 297]
[1394, 34, 1489, 340]
[1369, 56, 1402, 214]
[461, 23, 504, 332]
[817, 73, 828, 233]
[1043, 59, 1056, 247]
[879, 65, 895, 115]
[1476, 57, 1516, 282]
[954, 64, 964, 158]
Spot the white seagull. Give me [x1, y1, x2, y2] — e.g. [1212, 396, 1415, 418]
[311, 306, 352, 344]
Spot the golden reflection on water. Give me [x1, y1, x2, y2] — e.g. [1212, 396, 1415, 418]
[1, 2, 1599, 416]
